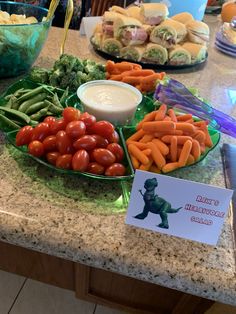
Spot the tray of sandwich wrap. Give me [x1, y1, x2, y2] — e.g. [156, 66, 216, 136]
[90, 4, 209, 70]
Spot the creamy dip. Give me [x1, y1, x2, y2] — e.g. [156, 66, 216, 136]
[78, 81, 142, 125]
[82, 84, 140, 111]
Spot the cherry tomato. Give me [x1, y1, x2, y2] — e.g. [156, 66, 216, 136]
[90, 121, 114, 139]
[16, 125, 33, 146]
[63, 107, 80, 123]
[105, 163, 126, 176]
[56, 131, 74, 154]
[91, 134, 109, 148]
[72, 150, 89, 172]
[87, 162, 105, 175]
[56, 154, 72, 169]
[93, 148, 116, 167]
[28, 141, 44, 157]
[42, 135, 57, 152]
[46, 151, 61, 166]
[107, 143, 124, 162]
[31, 122, 50, 141]
[65, 120, 86, 139]
[73, 135, 97, 151]
[43, 116, 56, 126]
[79, 112, 96, 128]
[106, 130, 119, 143]
[50, 119, 67, 135]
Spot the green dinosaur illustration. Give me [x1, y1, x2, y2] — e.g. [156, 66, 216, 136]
[134, 178, 182, 229]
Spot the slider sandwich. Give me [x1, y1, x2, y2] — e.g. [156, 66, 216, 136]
[120, 45, 145, 62]
[168, 45, 191, 65]
[109, 6, 129, 16]
[150, 19, 187, 48]
[140, 3, 169, 25]
[102, 37, 123, 56]
[182, 42, 207, 63]
[142, 43, 168, 64]
[126, 6, 142, 21]
[186, 20, 210, 45]
[102, 11, 123, 36]
[90, 23, 103, 49]
[113, 16, 148, 46]
[172, 12, 194, 25]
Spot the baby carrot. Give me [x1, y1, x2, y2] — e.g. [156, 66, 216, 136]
[140, 134, 154, 143]
[155, 104, 167, 121]
[128, 141, 148, 150]
[161, 135, 193, 145]
[162, 162, 180, 173]
[164, 116, 171, 121]
[136, 111, 156, 130]
[121, 69, 155, 77]
[187, 154, 195, 165]
[140, 73, 161, 83]
[139, 158, 153, 171]
[122, 76, 142, 85]
[149, 165, 160, 173]
[167, 109, 177, 122]
[142, 148, 152, 156]
[170, 136, 178, 162]
[130, 155, 139, 169]
[151, 138, 169, 155]
[193, 120, 209, 127]
[200, 143, 206, 154]
[193, 130, 206, 144]
[178, 140, 193, 167]
[154, 130, 184, 137]
[147, 142, 166, 169]
[176, 114, 193, 121]
[175, 122, 196, 134]
[191, 140, 201, 161]
[106, 60, 115, 73]
[115, 62, 133, 72]
[200, 124, 213, 147]
[142, 121, 175, 133]
[126, 129, 145, 143]
[128, 144, 149, 165]
[110, 74, 123, 81]
[149, 164, 161, 173]
[185, 119, 194, 124]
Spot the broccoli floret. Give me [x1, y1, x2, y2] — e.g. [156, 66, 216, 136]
[28, 66, 50, 84]
[49, 68, 64, 86]
[87, 70, 106, 82]
[84, 59, 98, 74]
[77, 71, 88, 84]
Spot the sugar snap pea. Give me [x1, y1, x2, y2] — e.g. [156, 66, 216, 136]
[30, 107, 49, 121]
[10, 96, 20, 110]
[44, 100, 63, 115]
[17, 86, 45, 103]
[4, 94, 13, 101]
[18, 93, 47, 113]
[52, 93, 63, 108]
[0, 113, 21, 131]
[0, 107, 31, 124]
[60, 87, 69, 106]
[25, 101, 47, 115]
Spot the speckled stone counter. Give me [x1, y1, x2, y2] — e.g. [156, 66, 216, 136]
[0, 15, 236, 306]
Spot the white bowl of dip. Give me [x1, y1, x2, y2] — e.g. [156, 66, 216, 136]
[77, 80, 143, 126]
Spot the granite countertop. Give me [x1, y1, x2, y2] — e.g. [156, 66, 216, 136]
[0, 15, 236, 306]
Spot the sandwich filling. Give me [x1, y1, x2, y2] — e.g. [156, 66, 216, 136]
[143, 48, 166, 64]
[144, 15, 164, 26]
[155, 28, 176, 45]
[103, 40, 122, 56]
[121, 49, 139, 61]
[118, 26, 148, 45]
[102, 21, 114, 36]
[189, 30, 209, 42]
[169, 53, 190, 65]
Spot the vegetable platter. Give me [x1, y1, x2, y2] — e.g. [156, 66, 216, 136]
[0, 55, 221, 181]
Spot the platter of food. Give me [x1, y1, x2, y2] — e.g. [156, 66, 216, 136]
[90, 4, 209, 69]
